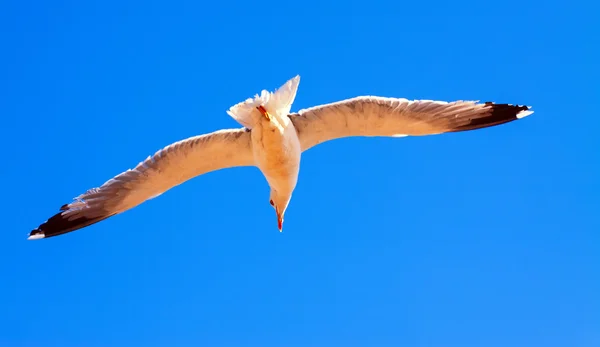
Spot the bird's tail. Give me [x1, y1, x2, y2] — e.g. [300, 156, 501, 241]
[226, 75, 300, 129]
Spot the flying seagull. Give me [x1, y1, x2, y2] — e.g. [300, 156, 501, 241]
[29, 75, 533, 240]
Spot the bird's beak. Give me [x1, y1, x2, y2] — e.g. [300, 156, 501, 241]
[276, 209, 283, 232]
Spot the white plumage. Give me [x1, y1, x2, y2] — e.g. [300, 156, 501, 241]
[30, 75, 533, 240]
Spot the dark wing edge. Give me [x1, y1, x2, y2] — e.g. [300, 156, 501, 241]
[28, 206, 116, 240]
[448, 102, 533, 133]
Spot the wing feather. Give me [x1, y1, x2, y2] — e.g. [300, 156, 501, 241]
[289, 96, 532, 152]
[30, 128, 254, 239]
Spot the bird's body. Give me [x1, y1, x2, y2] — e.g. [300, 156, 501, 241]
[29, 75, 533, 240]
[251, 109, 301, 201]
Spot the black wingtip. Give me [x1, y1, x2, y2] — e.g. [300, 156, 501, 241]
[450, 103, 533, 133]
[28, 229, 45, 240]
[28, 210, 114, 240]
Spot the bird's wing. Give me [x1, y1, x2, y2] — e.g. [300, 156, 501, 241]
[30, 128, 254, 239]
[289, 96, 532, 152]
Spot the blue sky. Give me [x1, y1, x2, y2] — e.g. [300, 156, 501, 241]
[1, 0, 599, 346]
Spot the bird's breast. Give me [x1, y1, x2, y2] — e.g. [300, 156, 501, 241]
[251, 120, 301, 192]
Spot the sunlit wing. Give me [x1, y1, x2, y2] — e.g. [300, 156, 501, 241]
[30, 128, 254, 239]
[289, 96, 533, 152]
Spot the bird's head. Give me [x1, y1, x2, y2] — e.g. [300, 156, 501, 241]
[269, 190, 291, 232]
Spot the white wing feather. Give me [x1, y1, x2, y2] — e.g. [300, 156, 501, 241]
[30, 128, 254, 239]
[290, 96, 532, 152]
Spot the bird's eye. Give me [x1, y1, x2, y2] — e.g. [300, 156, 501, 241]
[269, 199, 274, 206]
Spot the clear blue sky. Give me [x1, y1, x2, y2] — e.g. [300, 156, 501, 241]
[1, 0, 599, 346]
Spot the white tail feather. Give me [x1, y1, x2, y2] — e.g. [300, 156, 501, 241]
[270, 75, 300, 116]
[226, 75, 300, 129]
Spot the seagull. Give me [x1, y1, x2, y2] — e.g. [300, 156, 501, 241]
[29, 75, 533, 240]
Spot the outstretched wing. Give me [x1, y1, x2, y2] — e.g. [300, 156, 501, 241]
[30, 128, 254, 239]
[289, 96, 532, 152]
